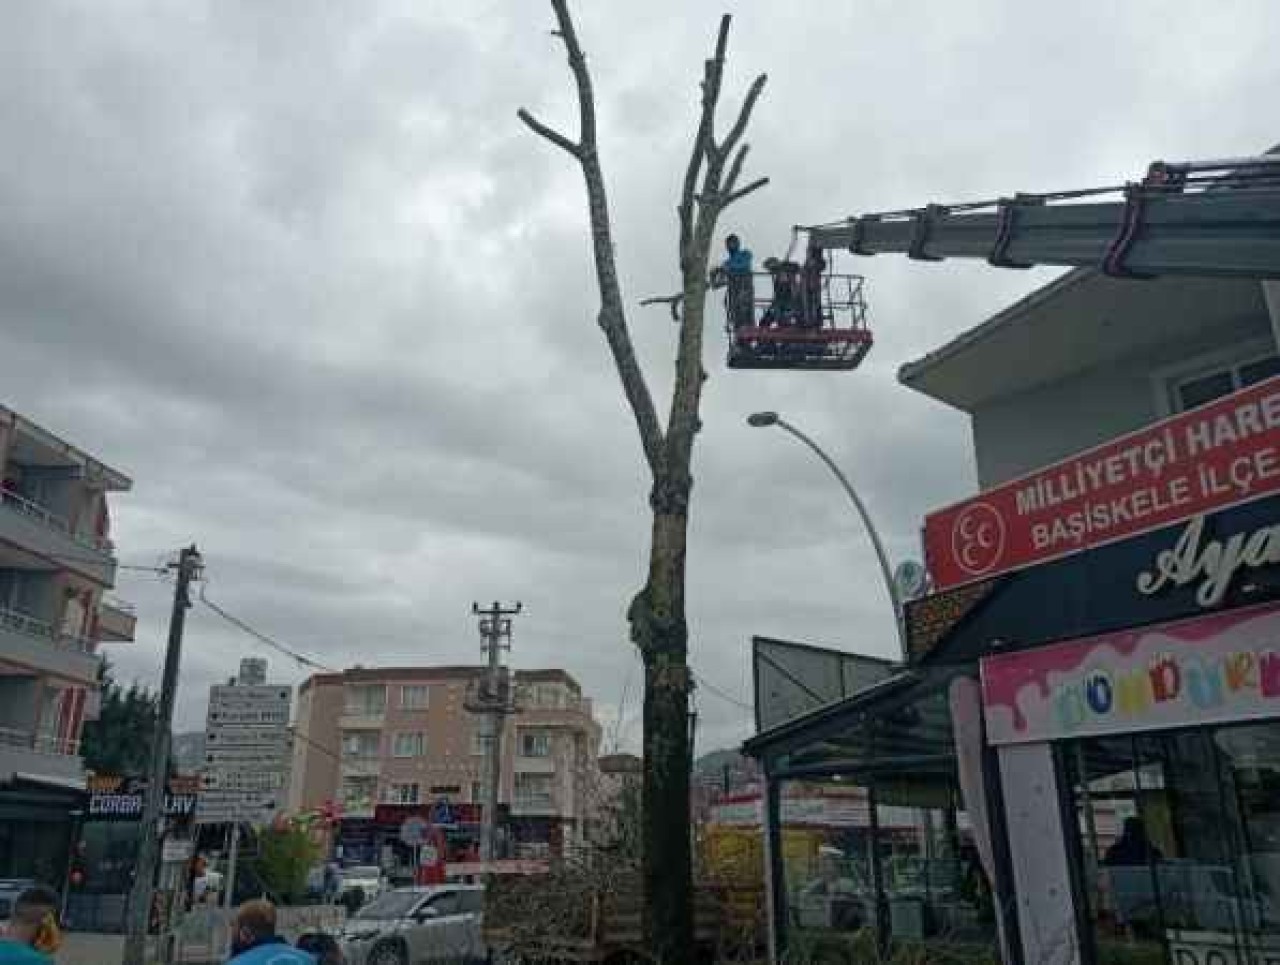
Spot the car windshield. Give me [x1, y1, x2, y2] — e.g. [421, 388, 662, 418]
[342, 866, 381, 880]
[355, 891, 422, 921]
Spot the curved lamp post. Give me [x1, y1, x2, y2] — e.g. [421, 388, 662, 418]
[747, 411, 906, 660]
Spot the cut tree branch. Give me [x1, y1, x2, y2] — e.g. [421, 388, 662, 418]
[639, 293, 684, 322]
[722, 142, 750, 198]
[521, 0, 667, 476]
[718, 73, 768, 161]
[678, 15, 732, 269]
[721, 176, 770, 209]
[516, 108, 581, 158]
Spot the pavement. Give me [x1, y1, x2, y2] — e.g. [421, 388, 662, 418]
[60, 933, 218, 965]
[60, 932, 125, 965]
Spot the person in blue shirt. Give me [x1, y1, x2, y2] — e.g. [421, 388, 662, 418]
[226, 900, 315, 964]
[0, 886, 60, 964]
[713, 234, 756, 329]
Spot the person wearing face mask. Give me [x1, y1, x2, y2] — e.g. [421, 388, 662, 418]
[0, 886, 61, 963]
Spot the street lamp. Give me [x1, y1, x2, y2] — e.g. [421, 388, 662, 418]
[747, 411, 907, 660]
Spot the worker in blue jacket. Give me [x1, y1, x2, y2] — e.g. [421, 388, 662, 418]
[227, 900, 315, 964]
[712, 234, 756, 329]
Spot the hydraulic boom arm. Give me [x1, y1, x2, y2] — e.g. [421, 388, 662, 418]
[806, 155, 1280, 279]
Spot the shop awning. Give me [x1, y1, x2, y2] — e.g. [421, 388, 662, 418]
[743, 667, 967, 781]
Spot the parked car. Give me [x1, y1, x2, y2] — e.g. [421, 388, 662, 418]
[338, 865, 385, 907]
[0, 879, 36, 924]
[339, 886, 484, 965]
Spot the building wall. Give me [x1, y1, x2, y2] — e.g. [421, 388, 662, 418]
[289, 675, 343, 813]
[972, 309, 1277, 487]
[289, 668, 601, 830]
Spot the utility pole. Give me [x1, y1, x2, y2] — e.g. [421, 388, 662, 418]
[122, 545, 201, 965]
[224, 817, 241, 911]
[465, 601, 522, 865]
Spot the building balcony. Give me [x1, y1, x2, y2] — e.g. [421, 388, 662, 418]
[338, 711, 385, 730]
[511, 794, 560, 817]
[0, 726, 85, 787]
[0, 606, 101, 684]
[0, 490, 116, 586]
[339, 757, 381, 778]
[96, 596, 136, 643]
[514, 756, 557, 774]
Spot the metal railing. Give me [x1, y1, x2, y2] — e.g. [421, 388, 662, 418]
[0, 725, 79, 757]
[0, 605, 96, 653]
[513, 793, 557, 812]
[0, 487, 113, 554]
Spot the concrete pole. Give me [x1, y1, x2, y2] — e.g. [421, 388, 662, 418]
[122, 545, 201, 965]
[472, 602, 521, 865]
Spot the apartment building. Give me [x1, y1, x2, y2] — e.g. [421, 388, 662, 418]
[290, 666, 602, 865]
[0, 405, 134, 881]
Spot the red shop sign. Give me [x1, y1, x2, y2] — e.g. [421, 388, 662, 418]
[924, 374, 1280, 590]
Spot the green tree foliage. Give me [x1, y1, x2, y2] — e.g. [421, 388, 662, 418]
[252, 827, 321, 904]
[80, 663, 160, 776]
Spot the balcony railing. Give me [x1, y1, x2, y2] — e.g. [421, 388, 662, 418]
[0, 726, 79, 758]
[513, 793, 558, 815]
[0, 488, 112, 554]
[0, 606, 95, 654]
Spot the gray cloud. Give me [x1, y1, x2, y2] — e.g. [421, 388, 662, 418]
[2, 0, 1277, 757]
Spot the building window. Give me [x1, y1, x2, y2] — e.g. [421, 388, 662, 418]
[1170, 351, 1280, 412]
[470, 781, 484, 803]
[514, 773, 554, 808]
[400, 685, 430, 711]
[382, 783, 420, 805]
[471, 731, 488, 756]
[531, 684, 568, 709]
[520, 732, 551, 758]
[340, 777, 377, 814]
[341, 731, 380, 758]
[393, 732, 425, 757]
[1062, 722, 1280, 965]
[344, 684, 386, 716]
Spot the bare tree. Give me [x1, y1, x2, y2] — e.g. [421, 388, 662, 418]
[519, 2, 767, 961]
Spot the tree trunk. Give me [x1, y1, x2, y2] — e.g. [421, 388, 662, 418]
[634, 502, 693, 963]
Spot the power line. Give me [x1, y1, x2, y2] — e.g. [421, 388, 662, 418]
[289, 726, 341, 764]
[690, 668, 754, 714]
[196, 582, 337, 673]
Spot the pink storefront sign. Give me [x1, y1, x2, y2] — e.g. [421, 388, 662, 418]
[981, 604, 1280, 745]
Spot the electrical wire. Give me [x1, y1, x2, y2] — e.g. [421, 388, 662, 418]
[196, 582, 337, 673]
[689, 667, 754, 713]
[28, 548, 169, 575]
[289, 726, 341, 764]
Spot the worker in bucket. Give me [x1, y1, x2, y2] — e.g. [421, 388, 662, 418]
[711, 234, 755, 329]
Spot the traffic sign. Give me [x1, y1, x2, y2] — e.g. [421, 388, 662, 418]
[195, 791, 277, 826]
[430, 798, 456, 826]
[400, 817, 429, 846]
[208, 685, 291, 707]
[205, 726, 292, 747]
[204, 746, 292, 767]
[206, 701, 289, 716]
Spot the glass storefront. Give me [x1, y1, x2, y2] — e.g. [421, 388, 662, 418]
[769, 680, 999, 961]
[1062, 722, 1280, 965]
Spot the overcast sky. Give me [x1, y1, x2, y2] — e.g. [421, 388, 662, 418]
[2, 0, 1276, 753]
